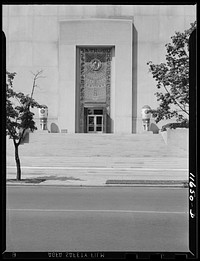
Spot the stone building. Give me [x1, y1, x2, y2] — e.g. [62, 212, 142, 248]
[3, 4, 196, 134]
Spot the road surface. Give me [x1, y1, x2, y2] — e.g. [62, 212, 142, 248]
[6, 186, 189, 252]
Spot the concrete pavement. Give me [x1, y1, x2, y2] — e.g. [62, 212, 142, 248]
[6, 165, 188, 187]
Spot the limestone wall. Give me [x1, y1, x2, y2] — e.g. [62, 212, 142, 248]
[3, 5, 196, 133]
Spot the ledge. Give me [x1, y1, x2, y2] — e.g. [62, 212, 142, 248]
[161, 128, 188, 151]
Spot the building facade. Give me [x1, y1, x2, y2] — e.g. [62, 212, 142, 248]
[3, 5, 196, 133]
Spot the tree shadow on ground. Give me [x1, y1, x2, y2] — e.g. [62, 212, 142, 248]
[7, 178, 46, 184]
[7, 175, 83, 184]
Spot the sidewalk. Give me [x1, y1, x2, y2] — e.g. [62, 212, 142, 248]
[6, 167, 189, 187]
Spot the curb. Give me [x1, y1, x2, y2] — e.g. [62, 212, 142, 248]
[106, 179, 188, 185]
[6, 181, 188, 188]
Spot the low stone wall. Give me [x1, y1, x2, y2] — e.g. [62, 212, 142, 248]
[161, 128, 189, 151]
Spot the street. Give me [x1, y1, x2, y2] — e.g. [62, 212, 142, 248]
[6, 186, 189, 252]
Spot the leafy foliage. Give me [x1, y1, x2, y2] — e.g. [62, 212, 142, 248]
[147, 21, 196, 124]
[161, 120, 189, 132]
[6, 71, 45, 144]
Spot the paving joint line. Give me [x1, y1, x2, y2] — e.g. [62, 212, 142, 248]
[6, 166, 188, 171]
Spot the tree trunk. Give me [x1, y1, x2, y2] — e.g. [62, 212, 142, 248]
[14, 143, 21, 180]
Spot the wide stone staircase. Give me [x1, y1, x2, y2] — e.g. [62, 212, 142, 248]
[6, 133, 188, 183]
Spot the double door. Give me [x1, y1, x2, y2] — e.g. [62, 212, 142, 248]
[87, 114, 103, 133]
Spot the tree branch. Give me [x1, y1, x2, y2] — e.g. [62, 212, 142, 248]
[30, 70, 44, 100]
[18, 128, 26, 145]
[15, 96, 21, 105]
[162, 84, 189, 115]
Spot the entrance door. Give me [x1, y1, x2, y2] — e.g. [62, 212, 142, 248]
[87, 115, 103, 133]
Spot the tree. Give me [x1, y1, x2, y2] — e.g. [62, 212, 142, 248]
[147, 21, 196, 124]
[6, 70, 46, 180]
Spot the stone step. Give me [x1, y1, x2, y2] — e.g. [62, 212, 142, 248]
[7, 147, 186, 158]
[6, 133, 188, 182]
[8, 133, 165, 141]
[6, 133, 187, 158]
[28, 133, 165, 142]
[6, 148, 187, 159]
[6, 156, 188, 169]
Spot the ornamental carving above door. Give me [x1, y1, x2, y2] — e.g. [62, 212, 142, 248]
[80, 48, 111, 104]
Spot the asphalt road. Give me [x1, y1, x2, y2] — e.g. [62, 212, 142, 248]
[6, 186, 189, 252]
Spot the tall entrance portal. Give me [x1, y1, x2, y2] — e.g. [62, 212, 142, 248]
[76, 48, 112, 133]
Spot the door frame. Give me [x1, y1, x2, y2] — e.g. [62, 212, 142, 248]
[87, 114, 103, 133]
[84, 106, 106, 133]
